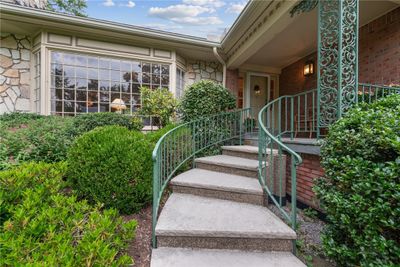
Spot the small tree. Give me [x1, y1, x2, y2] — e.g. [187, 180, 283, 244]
[140, 87, 177, 127]
[12, 0, 87, 17]
[179, 80, 236, 122]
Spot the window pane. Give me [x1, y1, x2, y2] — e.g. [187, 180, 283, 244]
[161, 65, 169, 75]
[132, 62, 141, 72]
[121, 71, 131, 82]
[76, 56, 87, 67]
[88, 79, 98, 90]
[121, 61, 131, 72]
[111, 70, 120, 81]
[121, 82, 130, 93]
[100, 103, 109, 112]
[132, 83, 140, 94]
[51, 52, 63, 64]
[88, 57, 98, 68]
[111, 60, 120, 70]
[64, 66, 75, 78]
[99, 69, 110, 80]
[76, 78, 88, 90]
[76, 91, 87, 101]
[51, 64, 63, 75]
[100, 92, 110, 102]
[161, 75, 169, 86]
[111, 81, 120, 92]
[64, 54, 75, 65]
[142, 73, 150, 84]
[99, 58, 110, 69]
[142, 63, 150, 73]
[88, 69, 98, 79]
[64, 89, 75, 100]
[152, 64, 160, 74]
[76, 67, 87, 78]
[99, 80, 110, 91]
[88, 92, 98, 102]
[64, 78, 75, 89]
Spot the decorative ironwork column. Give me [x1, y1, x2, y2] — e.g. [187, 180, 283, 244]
[317, 0, 359, 137]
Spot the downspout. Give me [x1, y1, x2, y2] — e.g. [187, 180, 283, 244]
[213, 47, 226, 87]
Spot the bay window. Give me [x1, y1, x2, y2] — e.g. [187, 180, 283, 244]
[50, 51, 170, 116]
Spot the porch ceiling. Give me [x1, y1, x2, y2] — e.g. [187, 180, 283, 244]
[243, 0, 399, 70]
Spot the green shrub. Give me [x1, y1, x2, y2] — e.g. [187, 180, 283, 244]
[140, 87, 177, 126]
[0, 162, 136, 266]
[67, 126, 152, 213]
[179, 80, 236, 122]
[145, 124, 177, 146]
[314, 95, 400, 266]
[0, 112, 44, 127]
[70, 112, 143, 136]
[0, 116, 74, 170]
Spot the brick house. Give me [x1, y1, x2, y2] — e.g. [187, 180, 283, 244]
[1, 0, 399, 212]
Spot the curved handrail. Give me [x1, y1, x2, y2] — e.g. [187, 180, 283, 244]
[257, 88, 317, 231]
[152, 108, 253, 247]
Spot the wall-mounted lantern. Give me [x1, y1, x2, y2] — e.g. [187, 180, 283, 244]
[303, 60, 314, 76]
[254, 85, 261, 95]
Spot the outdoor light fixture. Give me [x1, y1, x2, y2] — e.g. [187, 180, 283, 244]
[303, 60, 314, 76]
[254, 85, 261, 95]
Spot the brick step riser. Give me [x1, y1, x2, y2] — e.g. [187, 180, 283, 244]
[195, 162, 260, 179]
[171, 184, 265, 206]
[156, 236, 293, 252]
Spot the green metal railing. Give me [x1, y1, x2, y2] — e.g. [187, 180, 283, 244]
[257, 83, 399, 237]
[357, 83, 400, 103]
[257, 89, 317, 234]
[151, 108, 254, 247]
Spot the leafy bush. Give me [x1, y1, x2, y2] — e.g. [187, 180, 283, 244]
[71, 112, 143, 136]
[0, 112, 44, 127]
[179, 80, 236, 122]
[0, 162, 136, 266]
[67, 126, 152, 213]
[314, 95, 400, 266]
[140, 87, 177, 126]
[145, 123, 177, 146]
[0, 116, 74, 170]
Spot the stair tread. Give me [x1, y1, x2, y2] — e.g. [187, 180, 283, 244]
[151, 248, 306, 267]
[155, 193, 296, 239]
[195, 155, 260, 170]
[222, 145, 278, 155]
[171, 169, 263, 195]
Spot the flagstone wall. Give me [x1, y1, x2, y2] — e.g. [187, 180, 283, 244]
[0, 33, 31, 114]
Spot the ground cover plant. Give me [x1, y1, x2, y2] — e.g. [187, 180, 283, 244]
[314, 95, 400, 266]
[67, 126, 153, 214]
[0, 162, 136, 266]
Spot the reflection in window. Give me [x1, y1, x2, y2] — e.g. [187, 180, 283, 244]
[34, 51, 41, 113]
[176, 68, 185, 98]
[50, 51, 170, 116]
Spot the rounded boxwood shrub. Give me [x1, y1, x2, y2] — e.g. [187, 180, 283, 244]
[179, 80, 236, 122]
[314, 95, 400, 266]
[70, 112, 143, 136]
[67, 126, 152, 213]
[0, 162, 136, 266]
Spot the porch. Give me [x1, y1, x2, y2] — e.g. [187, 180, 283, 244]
[228, 0, 400, 137]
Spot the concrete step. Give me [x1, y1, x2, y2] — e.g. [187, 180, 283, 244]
[155, 194, 296, 251]
[195, 155, 262, 178]
[222, 145, 278, 160]
[170, 168, 265, 205]
[151, 248, 306, 267]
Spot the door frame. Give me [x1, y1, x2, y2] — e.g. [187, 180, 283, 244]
[245, 72, 271, 115]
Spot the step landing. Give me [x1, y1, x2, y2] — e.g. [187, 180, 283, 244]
[151, 247, 306, 267]
[155, 193, 296, 251]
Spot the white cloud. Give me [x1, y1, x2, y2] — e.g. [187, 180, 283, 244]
[182, 0, 225, 8]
[226, 2, 246, 14]
[148, 4, 223, 26]
[102, 0, 115, 7]
[149, 4, 215, 19]
[170, 16, 222, 25]
[126, 1, 135, 8]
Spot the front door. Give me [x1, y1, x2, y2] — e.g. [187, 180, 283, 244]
[247, 73, 270, 121]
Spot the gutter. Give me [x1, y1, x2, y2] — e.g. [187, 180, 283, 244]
[213, 47, 226, 87]
[0, 2, 220, 48]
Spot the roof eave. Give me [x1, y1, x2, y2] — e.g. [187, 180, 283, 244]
[0, 2, 221, 48]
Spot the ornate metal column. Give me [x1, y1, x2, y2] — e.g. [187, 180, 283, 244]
[317, 0, 359, 137]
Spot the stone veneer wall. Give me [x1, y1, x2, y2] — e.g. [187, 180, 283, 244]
[0, 33, 31, 114]
[185, 60, 223, 86]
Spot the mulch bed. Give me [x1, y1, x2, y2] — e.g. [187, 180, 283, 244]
[124, 205, 152, 267]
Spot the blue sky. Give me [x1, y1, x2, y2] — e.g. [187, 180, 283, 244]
[85, 0, 248, 39]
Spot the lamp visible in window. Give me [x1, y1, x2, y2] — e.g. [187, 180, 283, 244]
[111, 98, 127, 113]
[303, 60, 314, 76]
[254, 85, 261, 95]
